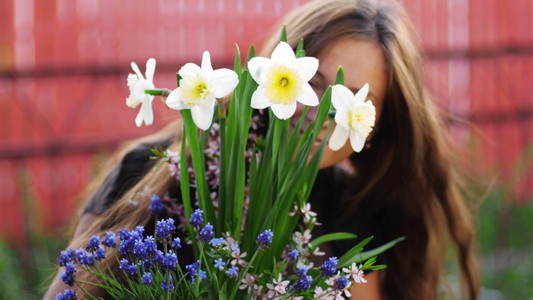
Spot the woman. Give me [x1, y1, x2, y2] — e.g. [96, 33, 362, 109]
[45, 0, 480, 299]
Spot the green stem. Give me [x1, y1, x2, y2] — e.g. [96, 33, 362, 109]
[228, 247, 263, 299]
[75, 280, 100, 300]
[144, 88, 171, 97]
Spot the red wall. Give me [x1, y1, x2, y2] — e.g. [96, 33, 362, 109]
[0, 0, 532, 244]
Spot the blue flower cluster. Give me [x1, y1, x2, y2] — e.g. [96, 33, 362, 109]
[226, 265, 239, 278]
[171, 237, 182, 250]
[256, 229, 273, 247]
[335, 275, 350, 291]
[287, 266, 312, 293]
[199, 222, 214, 242]
[56, 289, 76, 300]
[156, 219, 176, 243]
[120, 258, 139, 276]
[59, 248, 75, 266]
[119, 226, 145, 256]
[161, 275, 174, 292]
[288, 249, 299, 261]
[190, 209, 204, 229]
[320, 257, 338, 277]
[142, 272, 153, 285]
[150, 194, 164, 215]
[186, 260, 201, 277]
[86, 235, 100, 252]
[162, 251, 178, 271]
[59, 262, 76, 286]
[209, 237, 224, 247]
[102, 231, 116, 248]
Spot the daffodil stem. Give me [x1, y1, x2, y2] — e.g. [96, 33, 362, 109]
[327, 109, 336, 118]
[217, 99, 227, 119]
[144, 88, 171, 97]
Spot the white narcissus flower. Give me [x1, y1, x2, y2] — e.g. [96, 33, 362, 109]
[126, 58, 156, 127]
[329, 83, 376, 152]
[248, 41, 319, 120]
[166, 51, 239, 130]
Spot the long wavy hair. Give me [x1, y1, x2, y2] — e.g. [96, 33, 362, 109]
[63, 0, 479, 299]
[259, 0, 480, 299]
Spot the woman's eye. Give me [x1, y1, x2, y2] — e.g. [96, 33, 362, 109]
[310, 81, 325, 99]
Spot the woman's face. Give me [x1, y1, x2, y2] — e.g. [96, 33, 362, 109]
[292, 37, 388, 169]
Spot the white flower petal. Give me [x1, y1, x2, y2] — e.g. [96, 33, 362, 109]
[248, 57, 271, 84]
[191, 104, 214, 130]
[211, 68, 239, 98]
[201, 51, 213, 74]
[334, 110, 350, 128]
[178, 63, 202, 79]
[271, 42, 296, 64]
[131, 62, 144, 79]
[294, 57, 319, 82]
[140, 101, 154, 126]
[349, 129, 366, 152]
[271, 102, 296, 120]
[133, 79, 154, 103]
[331, 85, 355, 111]
[135, 110, 143, 127]
[354, 83, 369, 104]
[166, 89, 188, 110]
[145, 58, 156, 82]
[297, 83, 319, 106]
[250, 88, 272, 109]
[328, 126, 349, 151]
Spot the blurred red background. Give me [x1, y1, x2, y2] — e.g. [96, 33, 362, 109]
[0, 0, 532, 244]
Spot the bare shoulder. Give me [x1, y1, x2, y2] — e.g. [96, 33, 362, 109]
[349, 270, 382, 300]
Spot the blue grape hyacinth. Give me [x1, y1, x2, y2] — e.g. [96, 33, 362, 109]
[199, 222, 214, 242]
[56, 289, 76, 300]
[320, 257, 338, 277]
[288, 249, 299, 261]
[150, 194, 164, 215]
[86, 235, 100, 252]
[102, 231, 116, 248]
[256, 229, 273, 247]
[190, 209, 204, 229]
[156, 218, 176, 243]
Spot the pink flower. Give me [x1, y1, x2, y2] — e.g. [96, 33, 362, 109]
[342, 263, 367, 284]
[265, 274, 290, 298]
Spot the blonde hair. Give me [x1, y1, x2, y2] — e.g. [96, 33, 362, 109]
[259, 0, 480, 299]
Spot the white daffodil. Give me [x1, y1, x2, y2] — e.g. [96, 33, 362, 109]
[126, 58, 156, 127]
[166, 51, 239, 130]
[248, 41, 319, 120]
[329, 83, 376, 152]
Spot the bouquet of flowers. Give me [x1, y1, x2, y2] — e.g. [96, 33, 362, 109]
[55, 28, 403, 300]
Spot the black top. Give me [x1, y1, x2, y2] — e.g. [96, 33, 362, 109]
[84, 143, 389, 265]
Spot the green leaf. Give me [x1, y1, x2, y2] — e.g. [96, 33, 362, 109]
[176, 73, 182, 87]
[180, 110, 216, 226]
[312, 87, 332, 142]
[295, 39, 305, 58]
[295, 39, 304, 54]
[246, 45, 256, 64]
[337, 236, 374, 267]
[338, 237, 405, 268]
[309, 233, 357, 249]
[234, 44, 242, 77]
[280, 25, 287, 42]
[335, 66, 345, 85]
[179, 131, 191, 219]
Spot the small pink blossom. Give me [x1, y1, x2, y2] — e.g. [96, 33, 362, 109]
[265, 274, 290, 298]
[342, 263, 367, 284]
[293, 229, 312, 245]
